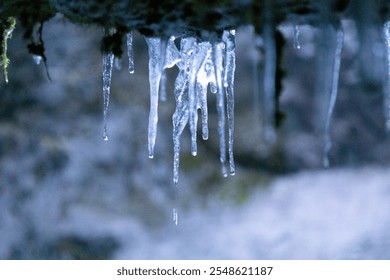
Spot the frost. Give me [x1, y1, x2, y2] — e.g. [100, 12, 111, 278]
[102, 51, 114, 141]
[323, 28, 344, 168]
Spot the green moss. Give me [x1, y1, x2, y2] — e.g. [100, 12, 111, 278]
[0, 17, 16, 83]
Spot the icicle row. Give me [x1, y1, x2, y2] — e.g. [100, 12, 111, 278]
[143, 32, 236, 184]
[323, 28, 344, 168]
[383, 21, 390, 130]
[102, 51, 114, 141]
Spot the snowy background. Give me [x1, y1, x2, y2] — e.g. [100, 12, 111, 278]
[1, 15, 390, 259]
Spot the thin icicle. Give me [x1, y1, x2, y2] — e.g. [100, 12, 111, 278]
[159, 70, 167, 101]
[263, 12, 277, 143]
[212, 37, 228, 177]
[323, 28, 344, 168]
[127, 32, 135, 74]
[172, 208, 178, 226]
[293, 24, 301, 49]
[114, 57, 122, 70]
[190, 42, 210, 156]
[145, 37, 166, 158]
[32, 55, 42, 65]
[102, 51, 114, 141]
[159, 36, 181, 102]
[196, 44, 213, 140]
[172, 36, 196, 184]
[383, 21, 390, 130]
[222, 30, 236, 175]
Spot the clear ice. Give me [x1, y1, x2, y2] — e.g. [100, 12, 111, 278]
[32, 55, 43, 65]
[222, 30, 236, 175]
[293, 24, 301, 49]
[170, 31, 236, 184]
[212, 38, 228, 177]
[383, 21, 390, 130]
[323, 28, 344, 168]
[263, 13, 277, 143]
[127, 32, 135, 74]
[145, 37, 164, 158]
[102, 51, 114, 141]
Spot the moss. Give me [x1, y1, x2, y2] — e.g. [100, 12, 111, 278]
[0, 17, 15, 83]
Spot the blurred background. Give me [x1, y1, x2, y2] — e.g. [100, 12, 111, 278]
[1, 15, 390, 259]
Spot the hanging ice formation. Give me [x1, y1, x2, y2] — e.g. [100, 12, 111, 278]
[323, 27, 344, 168]
[142, 30, 236, 184]
[145, 36, 180, 158]
[262, 7, 277, 143]
[127, 32, 135, 74]
[102, 50, 114, 141]
[383, 21, 390, 130]
[293, 24, 301, 49]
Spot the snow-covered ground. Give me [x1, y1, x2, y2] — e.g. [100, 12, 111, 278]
[2, 162, 390, 259]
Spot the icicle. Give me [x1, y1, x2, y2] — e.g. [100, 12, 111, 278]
[102, 51, 114, 141]
[222, 30, 236, 175]
[212, 37, 228, 177]
[127, 32, 135, 74]
[196, 44, 213, 140]
[145, 37, 166, 158]
[172, 36, 196, 185]
[383, 21, 390, 130]
[263, 11, 277, 143]
[293, 24, 301, 49]
[160, 36, 181, 102]
[165, 36, 181, 68]
[159, 70, 167, 101]
[190, 42, 210, 156]
[114, 57, 122, 70]
[173, 208, 178, 226]
[323, 28, 344, 167]
[32, 55, 42, 65]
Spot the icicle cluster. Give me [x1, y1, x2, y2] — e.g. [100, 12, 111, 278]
[142, 31, 236, 184]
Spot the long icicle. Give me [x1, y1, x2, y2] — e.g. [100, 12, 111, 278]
[383, 21, 390, 130]
[196, 44, 213, 141]
[222, 30, 236, 175]
[293, 24, 301, 50]
[212, 36, 228, 177]
[102, 50, 114, 141]
[172, 36, 196, 185]
[323, 27, 344, 168]
[127, 32, 134, 73]
[145, 37, 166, 158]
[263, 5, 277, 143]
